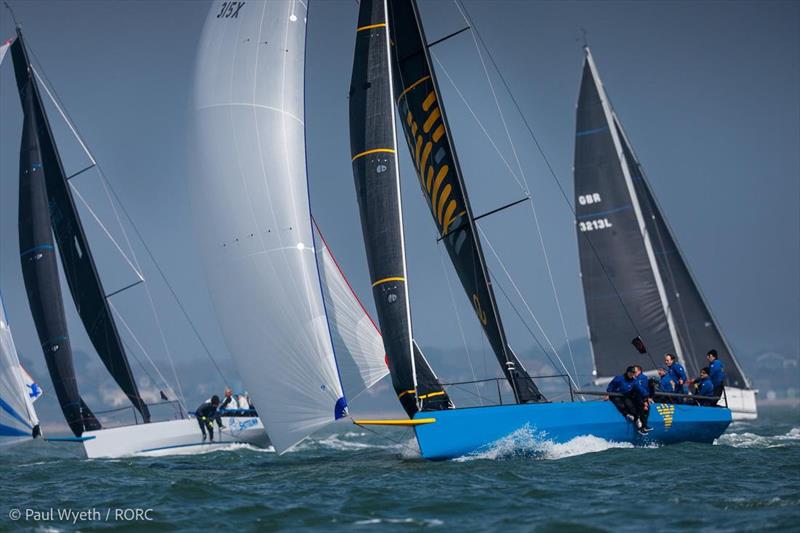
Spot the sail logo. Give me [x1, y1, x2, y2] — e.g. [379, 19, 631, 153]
[655, 404, 675, 430]
[401, 88, 465, 237]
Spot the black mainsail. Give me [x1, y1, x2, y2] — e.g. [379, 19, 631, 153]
[10, 28, 150, 429]
[575, 47, 749, 388]
[386, 0, 543, 403]
[349, 0, 451, 416]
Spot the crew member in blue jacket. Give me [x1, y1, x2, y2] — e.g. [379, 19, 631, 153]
[655, 367, 675, 403]
[606, 367, 638, 422]
[632, 365, 653, 433]
[664, 353, 687, 395]
[693, 368, 715, 406]
[707, 349, 726, 398]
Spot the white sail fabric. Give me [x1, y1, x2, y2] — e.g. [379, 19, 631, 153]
[193, 0, 346, 453]
[313, 222, 389, 398]
[0, 39, 12, 66]
[0, 295, 38, 444]
[19, 367, 42, 403]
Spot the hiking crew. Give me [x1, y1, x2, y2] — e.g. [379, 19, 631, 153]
[707, 349, 726, 398]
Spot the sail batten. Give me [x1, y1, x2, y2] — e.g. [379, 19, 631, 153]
[386, 0, 543, 403]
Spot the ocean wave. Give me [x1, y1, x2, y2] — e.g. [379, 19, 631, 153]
[454, 425, 636, 462]
[353, 517, 443, 527]
[715, 427, 800, 449]
[138, 442, 275, 458]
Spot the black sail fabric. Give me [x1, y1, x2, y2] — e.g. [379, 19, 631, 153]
[574, 54, 674, 380]
[349, 0, 451, 416]
[10, 31, 149, 423]
[13, 39, 93, 436]
[616, 117, 749, 387]
[387, 0, 543, 403]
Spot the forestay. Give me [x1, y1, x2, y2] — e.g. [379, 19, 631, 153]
[0, 295, 39, 443]
[194, 0, 347, 453]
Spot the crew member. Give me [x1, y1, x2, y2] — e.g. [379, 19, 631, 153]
[196, 395, 221, 442]
[606, 367, 638, 423]
[707, 349, 726, 398]
[655, 367, 675, 403]
[694, 368, 715, 406]
[664, 353, 687, 395]
[632, 365, 653, 433]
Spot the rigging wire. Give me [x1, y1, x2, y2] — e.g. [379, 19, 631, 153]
[28, 57, 188, 406]
[451, 0, 580, 385]
[438, 242, 482, 405]
[26, 45, 229, 388]
[479, 226, 581, 393]
[455, 1, 657, 370]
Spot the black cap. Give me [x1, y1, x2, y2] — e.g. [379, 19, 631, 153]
[211, 394, 220, 405]
[707, 349, 718, 358]
[626, 366, 636, 374]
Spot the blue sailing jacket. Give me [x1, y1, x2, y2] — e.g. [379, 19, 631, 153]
[607, 375, 635, 394]
[668, 362, 687, 392]
[633, 374, 650, 400]
[658, 375, 675, 393]
[709, 359, 725, 388]
[697, 377, 714, 397]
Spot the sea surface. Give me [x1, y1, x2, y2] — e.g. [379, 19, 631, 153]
[1, 405, 798, 531]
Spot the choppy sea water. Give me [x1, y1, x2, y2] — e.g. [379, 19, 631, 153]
[1, 406, 798, 531]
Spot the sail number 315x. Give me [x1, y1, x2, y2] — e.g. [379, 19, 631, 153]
[217, 1, 246, 19]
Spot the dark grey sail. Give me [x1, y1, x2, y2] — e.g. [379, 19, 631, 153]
[615, 116, 749, 387]
[15, 43, 92, 436]
[349, 0, 451, 417]
[574, 49, 676, 381]
[10, 29, 150, 424]
[386, 0, 544, 403]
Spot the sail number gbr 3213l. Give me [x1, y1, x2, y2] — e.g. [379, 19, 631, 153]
[578, 218, 613, 232]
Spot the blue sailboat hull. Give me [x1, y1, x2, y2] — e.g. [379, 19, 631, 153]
[412, 401, 731, 460]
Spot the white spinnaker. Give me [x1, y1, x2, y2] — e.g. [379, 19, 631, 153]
[313, 222, 389, 397]
[0, 295, 38, 443]
[193, 0, 344, 453]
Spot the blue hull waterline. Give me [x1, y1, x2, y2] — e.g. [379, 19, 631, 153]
[412, 401, 732, 460]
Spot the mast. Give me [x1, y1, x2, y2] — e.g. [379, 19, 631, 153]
[10, 28, 150, 424]
[349, 0, 451, 417]
[387, 0, 544, 403]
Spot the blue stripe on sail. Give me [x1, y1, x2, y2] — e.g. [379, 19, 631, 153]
[20, 244, 54, 257]
[0, 396, 32, 429]
[576, 126, 608, 137]
[576, 204, 633, 220]
[41, 336, 67, 348]
[0, 422, 30, 438]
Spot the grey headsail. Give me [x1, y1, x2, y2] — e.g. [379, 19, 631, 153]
[614, 115, 749, 387]
[10, 29, 150, 425]
[575, 47, 749, 387]
[574, 49, 675, 381]
[349, 0, 451, 416]
[386, 0, 543, 403]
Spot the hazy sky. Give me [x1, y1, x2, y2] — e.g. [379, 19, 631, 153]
[0, 1, 797, 425]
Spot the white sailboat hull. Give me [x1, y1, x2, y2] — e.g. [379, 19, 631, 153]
[82, 417, 270, 459]
[721, 387, 758, 420]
